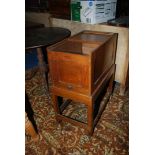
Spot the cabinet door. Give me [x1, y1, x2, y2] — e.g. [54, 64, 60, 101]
[48, 52, 91, 95]
[48, 0, 71, 19]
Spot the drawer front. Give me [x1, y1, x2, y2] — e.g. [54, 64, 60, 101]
[48, 52, 91, 95]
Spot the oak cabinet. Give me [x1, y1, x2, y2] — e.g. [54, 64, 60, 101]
[47, 30, 117, 134]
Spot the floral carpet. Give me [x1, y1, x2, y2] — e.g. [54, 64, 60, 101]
[25, 71, 129, 155]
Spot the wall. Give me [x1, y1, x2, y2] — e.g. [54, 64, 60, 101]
[26, 12, 50, 27]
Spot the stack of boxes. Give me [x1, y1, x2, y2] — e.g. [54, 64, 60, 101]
[71, 0, 117, 24]
[71, 0, 81, 22]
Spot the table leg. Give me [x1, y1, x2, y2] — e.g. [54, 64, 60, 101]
[25, 112, 39, 141]
[36, 47, 49, 90]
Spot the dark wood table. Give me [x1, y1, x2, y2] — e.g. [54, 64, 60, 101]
[25, 27, 71, 89]
[25, 27, 70, 140]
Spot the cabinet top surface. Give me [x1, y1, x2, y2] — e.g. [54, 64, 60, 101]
[47, 31, 115, 55]
[68, 31, 114, 44]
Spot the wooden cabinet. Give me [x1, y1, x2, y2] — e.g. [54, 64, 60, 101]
[47, 31, 117, 134]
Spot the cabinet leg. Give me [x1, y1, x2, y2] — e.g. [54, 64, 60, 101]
[52, 95, 61, 113]
[107, 74, 115, 94]
[87, 101, 94, 135]
[52, 94, 62, 123]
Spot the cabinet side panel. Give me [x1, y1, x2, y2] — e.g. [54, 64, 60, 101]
[93, 35, 117, 90]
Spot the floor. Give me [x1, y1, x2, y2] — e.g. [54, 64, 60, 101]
[25, 71, 129, 155]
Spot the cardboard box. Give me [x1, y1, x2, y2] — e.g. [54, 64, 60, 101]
[80, 0, 117, 24]
[71, 0, 81, 22]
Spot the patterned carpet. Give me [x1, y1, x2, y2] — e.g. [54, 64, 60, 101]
[25, 71, 129, 155]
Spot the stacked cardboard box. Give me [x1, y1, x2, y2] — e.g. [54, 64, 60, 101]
[71, 0, 81, 22]
[71, 0, 117, 24]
